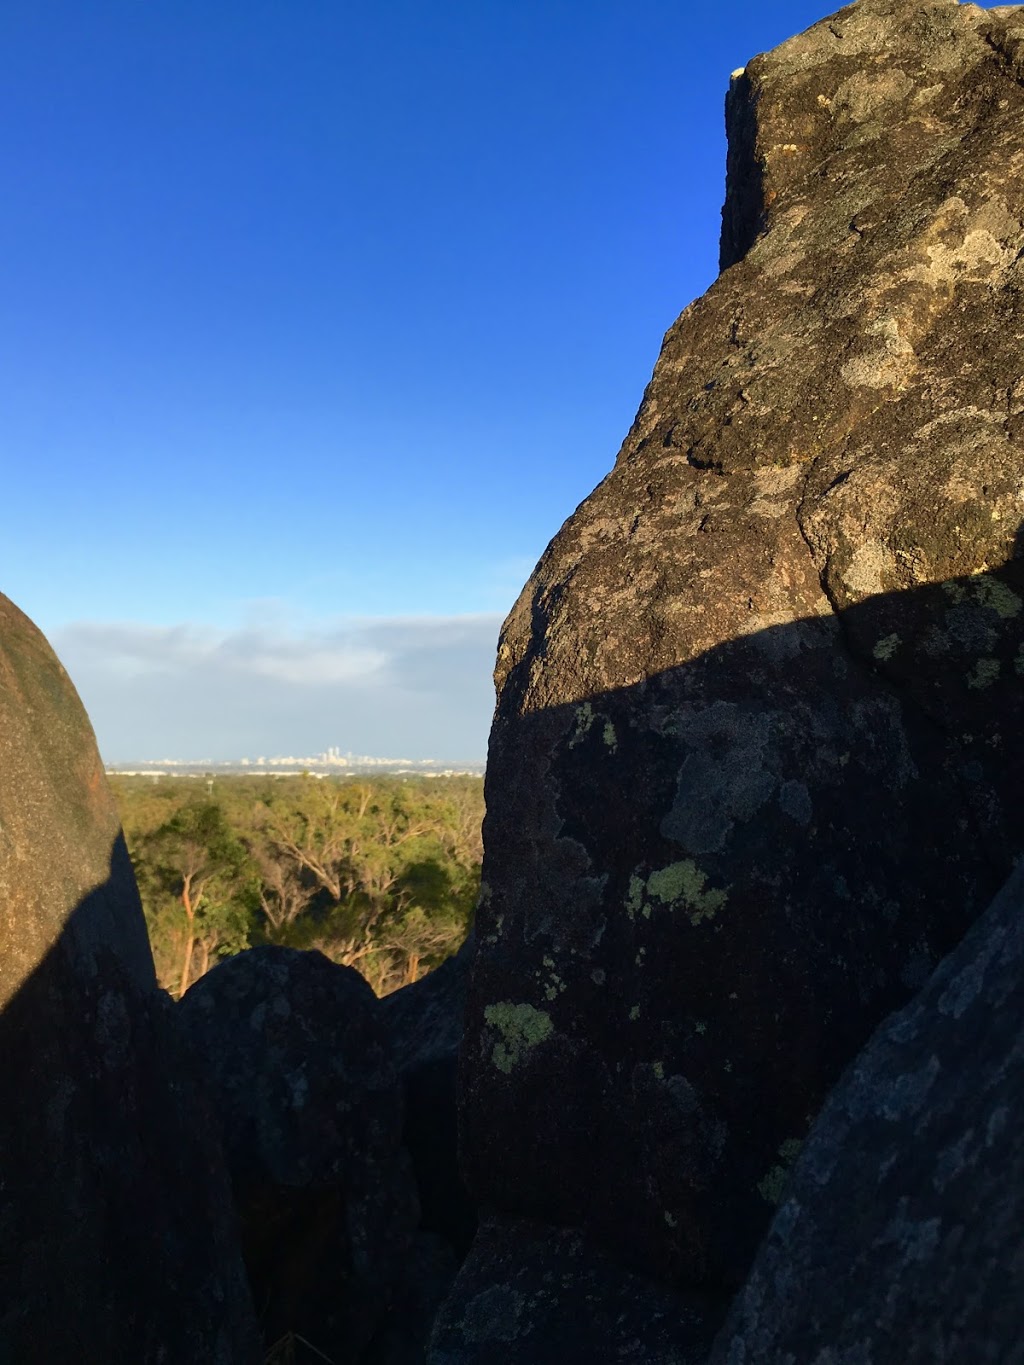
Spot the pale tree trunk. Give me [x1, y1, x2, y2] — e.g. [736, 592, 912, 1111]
[178, 934, 195, 999]
[178, 873, 199, 999]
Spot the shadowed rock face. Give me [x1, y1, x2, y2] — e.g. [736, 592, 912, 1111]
[0, 592, 259, 1363]
[429, 1218, 720, 1365]
[180, 946, 420, 1365]
[459, 0, 1024, 1302]
[382, 933, 478, 1258]
[710, 859, 1024, 1365]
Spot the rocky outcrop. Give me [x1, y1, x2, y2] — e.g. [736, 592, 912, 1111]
[429, 1219, 720, 1365]
[457, 0, 1024, 1328]
[0, 592, 259, 1363]
[711, 857, 1024, 1364]
[382, 933, 477, 1258]
[180, 946, 420, 1363]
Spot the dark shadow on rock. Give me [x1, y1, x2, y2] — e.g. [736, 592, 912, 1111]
[445, 540, 1024, 1357]
[430, 1217, 722, 1365]
[179, 945, 420, 1365]
[709, 854, 1024, 1364]
[382, 933, 478, 1260]
[0, 837, 260, 1364]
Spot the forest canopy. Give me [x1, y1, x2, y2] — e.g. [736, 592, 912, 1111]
[109, 773, 483, 998]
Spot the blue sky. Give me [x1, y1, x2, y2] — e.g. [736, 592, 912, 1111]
[1, 0, 828, 761]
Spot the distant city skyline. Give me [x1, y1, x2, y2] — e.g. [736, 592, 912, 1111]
[2, 0, 830, 759]
[107, 748, 486, 777]
[54, 613, 501, 765]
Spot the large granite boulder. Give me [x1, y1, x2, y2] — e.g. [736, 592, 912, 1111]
[711, 857, 1024, 1363]
[429, 1218, 719, 1365]
[180, 946, 420, 1363]
[0, 592, 259, 1362]
[461, 0, 1024, 1302]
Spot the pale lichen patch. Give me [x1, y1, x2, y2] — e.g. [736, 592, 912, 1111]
[973, 574, 1021, 620]
[947, 572, 1021, 621]
[758, 1165, 789, 1206]
[626, 874, 645, 921]
[568, 702, 595, 748]
[484, 1002, 554, 1074]
[842, 540, 893, 596]
[967, 658, 1000, 689]
[758, 1137, 804, 1205]
[873, 633, 901, 661]
[645, 860, 729, 925]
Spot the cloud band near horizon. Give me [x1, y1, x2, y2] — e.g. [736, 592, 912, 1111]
[51, 613, 503, 764]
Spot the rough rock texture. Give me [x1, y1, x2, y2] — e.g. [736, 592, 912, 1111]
[461, 0, 1024, 1303]
[180, 946, 419, 1363]
[428, 1219, 720, 1365]
[382, 933, 477, 1258]
[711, 858, 1024, 1364]
[0, 592, 259, 1363]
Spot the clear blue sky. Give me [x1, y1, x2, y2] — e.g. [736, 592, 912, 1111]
[1, 0, 829, 761]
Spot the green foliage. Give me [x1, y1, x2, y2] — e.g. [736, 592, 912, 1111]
[110, 774, 483, 996]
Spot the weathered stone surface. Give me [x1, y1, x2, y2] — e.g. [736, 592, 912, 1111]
[180, 945, 419, 1362]
[461, 0, 1024, 1297]
[428, 1219, 719, 1365]
[367, 1233, 460, 1365]
[383, 932, 474, 1077]
[382, 933, 477, 1257]
[711, 858, 1024, 1364]
[0, 592, 259, 1363]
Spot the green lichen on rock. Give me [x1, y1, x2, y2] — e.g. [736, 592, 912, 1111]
[757, 1165, 790, 1207]
[873, 633, 901, 661]
[568, 702, 595, 748]
[626, 862, 728, 924]
[758, 1137, 805, 1205]
[484, 1001, 554, 1074]
[647, 860, 728, 925]
[967, 658, 1001, 690]
[568, 701, 620, 754]
[626, 874, 646, 920]
[972, 573, 1021, 620]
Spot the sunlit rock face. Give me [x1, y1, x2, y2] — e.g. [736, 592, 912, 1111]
[458, 0, 1024, 1312]
[0, 592, 153, 1010]
[0, 592, 259, 1364]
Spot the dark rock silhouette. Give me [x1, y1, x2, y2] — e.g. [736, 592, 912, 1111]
[445, 0, 1024, 1349]
[382, 931, 478, 1258]
[429, 1218, 721, 1365]
[710, 855, 1024, 1365]
[362, 935, 477, 1364]
[0, 591, 259, 1363]
[180, 945, 420, 1363]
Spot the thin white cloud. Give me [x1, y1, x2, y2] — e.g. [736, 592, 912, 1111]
[51, 614, 502, 763]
